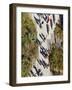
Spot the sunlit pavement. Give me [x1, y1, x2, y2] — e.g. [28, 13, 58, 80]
[29, 13, 60, 76]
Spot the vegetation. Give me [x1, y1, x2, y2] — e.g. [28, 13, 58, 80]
[21, 13, 38, 77]
[49, 23, 63, 75]
[54, 23, 63, 47]
[49, 43, 63, 75]
[54, 24, 63, 39]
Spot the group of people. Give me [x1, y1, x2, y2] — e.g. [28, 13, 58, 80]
[33, 13, 55, 34]
[29, 13, 62, 77]
[30, 65, 43, 77]
[37, 58, 49, 69]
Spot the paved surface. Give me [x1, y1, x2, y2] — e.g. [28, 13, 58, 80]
[29, 13, 59, 77]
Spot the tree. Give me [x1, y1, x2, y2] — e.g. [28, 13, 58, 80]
[54, 23, 63, 49]
[49, 43, 63, 75]
[21, 13, 38, 77]
[49, 22, 63, 75]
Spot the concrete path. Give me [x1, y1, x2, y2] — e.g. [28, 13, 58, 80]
[29, 13, 59, 77]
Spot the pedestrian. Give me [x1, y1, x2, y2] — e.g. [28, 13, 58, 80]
[46, 24, 49, 34]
